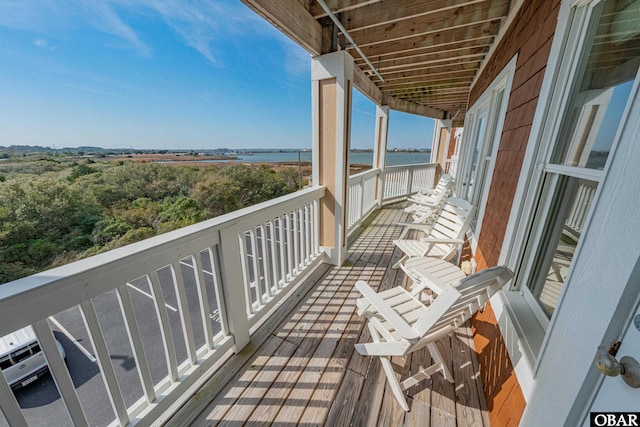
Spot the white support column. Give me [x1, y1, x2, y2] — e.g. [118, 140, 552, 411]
[311, 51, 354, 266]
[373, 105, 390, 205]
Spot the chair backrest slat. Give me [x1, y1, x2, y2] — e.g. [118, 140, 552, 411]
[421, 197, 475, 260]
[413, 266, 513, 338]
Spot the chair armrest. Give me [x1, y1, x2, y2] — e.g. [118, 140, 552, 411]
[398, 222, 433, 230]
[354, 281, 419, 340]
[407, 197, 437, 207]
[419, 237, 465, 245]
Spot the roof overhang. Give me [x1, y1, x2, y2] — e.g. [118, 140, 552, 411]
[241, 0, 514, 126]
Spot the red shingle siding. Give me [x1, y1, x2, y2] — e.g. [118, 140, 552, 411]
[468, 0, 561, 425]
[472, 0, 560, 270]
[447, 127, 457, 158]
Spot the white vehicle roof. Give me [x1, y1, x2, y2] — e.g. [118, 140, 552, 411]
[0, 326, 37, 356]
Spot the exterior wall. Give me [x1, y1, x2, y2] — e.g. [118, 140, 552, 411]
[447, 128, 457, 158]
[467, 0, 562, 424]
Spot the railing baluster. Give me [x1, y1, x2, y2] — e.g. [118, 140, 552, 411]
[148, 272, 179, 382]
[313, 199, 319, 256]
[0, 375, 28, 427]
[268, 221, 279, 291]
[285, 213, 294, 280]
[237, 232, 254, 315]
[305, 204, 311, 264]
[259, 224, 274, 300]
[293, 210, 301, 273]
[277, 217, 287, 288]
[33, 319, 89, 427]
[250, 228, 263, 308]
[171, 261, 198, 365]
[116, 284, 156, 403]
[192, 252, 214, 349]
[208, 246, 231, 338]
[79, 300, 129, 426]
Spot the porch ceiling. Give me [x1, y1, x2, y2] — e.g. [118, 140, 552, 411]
[240, 0, 512, 125]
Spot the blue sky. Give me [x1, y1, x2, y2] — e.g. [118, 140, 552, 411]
[0, 0, 434, 150]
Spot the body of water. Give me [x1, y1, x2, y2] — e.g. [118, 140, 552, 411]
[188, 151, 431, 166]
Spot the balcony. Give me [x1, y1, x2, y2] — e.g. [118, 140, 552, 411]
[0, 163, 488, 426]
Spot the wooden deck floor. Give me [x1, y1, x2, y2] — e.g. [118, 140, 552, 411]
[188, 204, 489, 426]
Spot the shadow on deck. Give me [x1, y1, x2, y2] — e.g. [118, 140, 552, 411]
[172, 203, 489, 426]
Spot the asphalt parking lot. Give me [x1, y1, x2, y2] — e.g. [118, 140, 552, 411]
[3, 265, 222, 427]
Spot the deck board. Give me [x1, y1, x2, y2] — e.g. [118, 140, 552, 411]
[187, 203, 489, 427]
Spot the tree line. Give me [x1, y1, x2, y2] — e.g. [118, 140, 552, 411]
[0, 159, 304, 284]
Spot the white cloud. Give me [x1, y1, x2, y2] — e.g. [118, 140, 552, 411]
[0, 0, 307, 73]
[33, 38, 47, 48]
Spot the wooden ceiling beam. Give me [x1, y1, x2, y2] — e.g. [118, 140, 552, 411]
[352, 62, 383, 104]
[351, 3, 508, 48]
[392, 93, 471, 102]
[401, 93, 470, 103]
[389, 78, 472, 90]
[388, 83, 473, 97]
[386, 95, 447, 119]
[310, 0, 383, 19]
[240, 0, 323, 55]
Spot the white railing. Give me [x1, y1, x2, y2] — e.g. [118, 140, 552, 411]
[0, 186, 324, 427]
[346, 168, 381, 236]
[565, 179, 597, 239]
[382, 163, 437, 201]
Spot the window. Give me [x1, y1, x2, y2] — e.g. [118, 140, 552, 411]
[516, 0, 640, 322]
[458, 57, 515, 246]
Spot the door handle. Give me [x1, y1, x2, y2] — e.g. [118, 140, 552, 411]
[595, 342, 640, 388]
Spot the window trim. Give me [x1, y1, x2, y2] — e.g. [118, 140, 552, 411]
[491, 0, 601, 399]
[495, 0, 640, 397]
[458, 55, 516, 252]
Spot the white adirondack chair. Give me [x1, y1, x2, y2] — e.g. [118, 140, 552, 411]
[354, 266, 513, 411]
[393, 197, 474, 268]
[404, 174, 454, 219]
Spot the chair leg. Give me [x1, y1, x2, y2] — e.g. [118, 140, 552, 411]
[379, 356, 410, 411]
[427, 342, 453, 383]
[392, 254, 408, 269]
[368, 324, 410, 411]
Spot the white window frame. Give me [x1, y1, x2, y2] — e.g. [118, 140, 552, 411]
[458, 56, 516, 252]
[493, 0, 639, 399]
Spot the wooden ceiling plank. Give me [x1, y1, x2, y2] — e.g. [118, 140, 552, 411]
[383, 76, 474, 90]
[379, 70, 477, 87]
[378, 52, 486, 72]
[240, 0, 323, 55]
[349, 36, 492, 65]
[355, 21, 500, 58]
[351, 2, 509, 47]
[375, 48, 486, 71]
[342, 0, 486, 32]
[372, 60, 482, 82]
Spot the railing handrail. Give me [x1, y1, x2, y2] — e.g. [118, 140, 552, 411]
[382, 162, 437, 203]
[348, 167, 381, 182]
[384, 162, 435, 170]
[0, 186, 326, 337]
